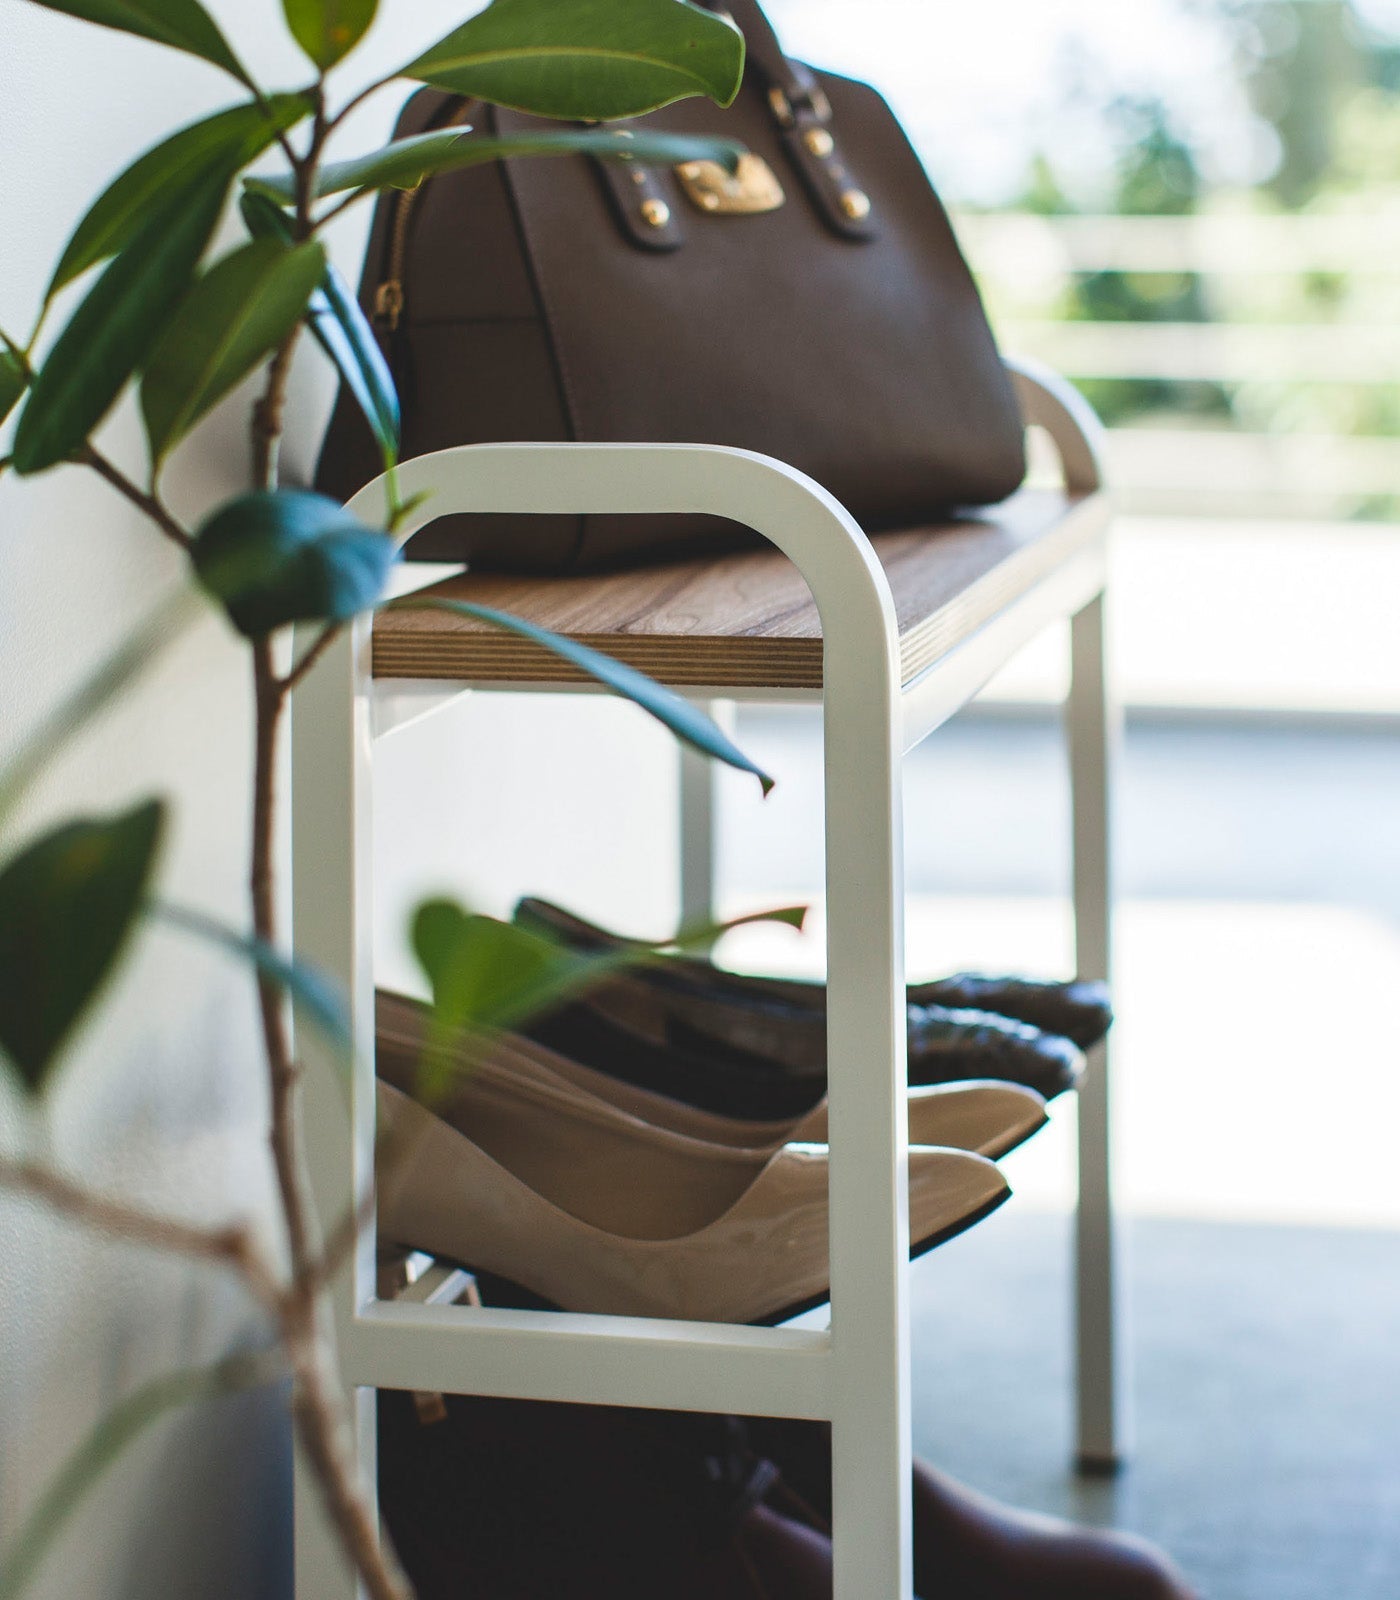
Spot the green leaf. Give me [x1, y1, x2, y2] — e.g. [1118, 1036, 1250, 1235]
[282, 0, 377, 69]
[26, 0, 251, 84]
[139, 237, 326, 465]
[236, 186, 295, 244]
[12, 175, 228, 474]
[193, 489, 397, 637]
[240, 190, 399, 460]
[0, 1348, 281, 1600]
[402, 0, 745, 121]
[252, 126, 745, 204]
[0, 347, 27, 429]
[150, 901, 350, 1062]
[0, 800, 165, 1094]
[48, 94, 311, 298]
[409, 902, 806, 1100]
[308, 261, 400, 458]
[389, 597, 774, 794]
[413, 904, 577, 1050]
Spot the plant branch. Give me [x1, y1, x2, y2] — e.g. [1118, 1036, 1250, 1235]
[0, 328, 33, 375]
[250, 331, 304, 489]
[307, 1182, 377, 1297]
[249, 644, 316, 1285]
[273, 126, 302, 172]
[0, 1156, 282, 1311]
[80, 447, 192, 551]
[279, 620, 343, 695]
[326, 71, 406, 138]
[289, 1338, 414, 1600]
[233, 85, 414, 1600]
[312, 188, 372, 230]
[246, 89, 324, 1277]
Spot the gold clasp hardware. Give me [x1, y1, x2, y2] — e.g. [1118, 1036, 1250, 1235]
[675, 152, 785, 216]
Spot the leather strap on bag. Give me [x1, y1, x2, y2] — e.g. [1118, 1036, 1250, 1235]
[592, 130, 687, 250]
[703, 0, 876, 240]
[591, 0, 875, 246]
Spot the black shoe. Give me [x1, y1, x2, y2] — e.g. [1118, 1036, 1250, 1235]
[522, 989, 1081, 1119]
[514, 900, 1086, 1112]
[908, 973, 1111, 1052]
[515, 896, 1113, 1053]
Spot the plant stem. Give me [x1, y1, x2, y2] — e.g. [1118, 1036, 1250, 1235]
[80, 447, 192, 551]
[326, 71, 403, 137]
[250, 338, 299, 490]
[279, 619, 342, 695]
[312, 188, 374, 229]
[246, 648, 414, 1597]
[289, 1330, 412, 1600]
[249, 643, 316, 1281]
[242, 100, 415, 1600]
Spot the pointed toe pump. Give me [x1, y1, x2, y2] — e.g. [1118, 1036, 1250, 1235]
[376, 990, 1048, 1163]
[374, 1069, 1010, 1325]
[796, 1080, 1046, 1161]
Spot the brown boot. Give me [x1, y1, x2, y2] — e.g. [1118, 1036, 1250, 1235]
[748, 1418, 1197, 1600]
[910, 1458, 1198, 1599]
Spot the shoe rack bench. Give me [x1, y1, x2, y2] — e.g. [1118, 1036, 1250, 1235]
[290, 355, 1123, 1600]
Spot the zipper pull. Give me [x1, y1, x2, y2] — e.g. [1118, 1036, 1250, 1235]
[373, 279, 404, 331]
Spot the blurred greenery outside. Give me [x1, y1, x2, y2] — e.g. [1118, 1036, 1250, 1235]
[943, 0, 1400, 521]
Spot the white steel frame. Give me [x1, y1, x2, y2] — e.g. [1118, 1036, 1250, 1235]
[290, 358, 1123, 1599]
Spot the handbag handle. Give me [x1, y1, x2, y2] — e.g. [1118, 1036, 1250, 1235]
[593, 0, 876, 247]
[703, 0, 828, 123]
[700, 0, 876, 239]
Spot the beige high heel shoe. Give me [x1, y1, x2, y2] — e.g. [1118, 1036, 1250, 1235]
[375, 1074, 1010, 1325]
[376, 990, 1048, 1161]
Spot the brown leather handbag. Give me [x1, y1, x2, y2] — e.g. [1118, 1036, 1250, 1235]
[316, 0, 1026, 572]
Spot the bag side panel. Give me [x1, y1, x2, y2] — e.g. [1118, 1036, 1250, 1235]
[315, 85, 447, 510]
[315, 91, 582, 569]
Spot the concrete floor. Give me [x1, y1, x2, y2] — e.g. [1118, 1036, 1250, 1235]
[723, 706, 1400, 923]
[715, 706, 1400, 1599]
[909, 1211, 1400, 1600]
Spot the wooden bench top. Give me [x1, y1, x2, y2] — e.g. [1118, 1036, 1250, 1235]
[373, 487, 1109, 692]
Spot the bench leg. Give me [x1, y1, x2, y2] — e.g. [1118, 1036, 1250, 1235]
[678, 699, 732, 927]
[292, 620, 382, 1598]
[1067, 591, 1130, 1473]
[824, 657, 913, 1599]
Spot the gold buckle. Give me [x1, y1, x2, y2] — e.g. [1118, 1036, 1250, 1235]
[675, 152, 785, 215]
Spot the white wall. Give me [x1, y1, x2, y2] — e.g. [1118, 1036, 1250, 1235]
[0, 5, 675, 1595]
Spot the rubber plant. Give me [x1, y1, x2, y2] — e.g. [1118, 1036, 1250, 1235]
[0, 4, 799, 1597]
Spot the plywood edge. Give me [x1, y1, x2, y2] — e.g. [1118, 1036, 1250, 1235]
[371, 489, 1111, 693]
[897, 492, 1109, 684]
